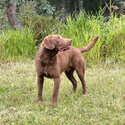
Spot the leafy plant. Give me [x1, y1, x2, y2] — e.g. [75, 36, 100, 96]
[18, 1, 57, 44]
[36, 0, 55, 15]
[57, 12, 125, 65]
[0, 28, 36, 60]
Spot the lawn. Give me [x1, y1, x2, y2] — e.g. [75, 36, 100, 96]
[0, 60, 125, 125]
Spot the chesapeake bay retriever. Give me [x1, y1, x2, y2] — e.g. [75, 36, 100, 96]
[35, 35, 99, 105]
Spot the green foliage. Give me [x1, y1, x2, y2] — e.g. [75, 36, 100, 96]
[0, 0, 55, 15]
[0, 1, 125, 64]
[0, 1, 57, 61]
[36, 0, 55, 15]
[4, 0, 26, 6]
[82, 0, 117, 13]
[0, 0, 122, 15]
[18, 1, 57, 44]
[0, 8, 11, 30]
[57, 12, 125, 65]
[0, 61, 125, 124]
[0, 28, 36, 60]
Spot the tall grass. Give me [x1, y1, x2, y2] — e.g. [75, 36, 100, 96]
[0, 28, 37, 61]
[0, 12, 125, 64]
[57, 13, 125, 65]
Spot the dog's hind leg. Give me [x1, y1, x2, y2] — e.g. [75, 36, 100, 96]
[76, 68, 87, 94]
[65, 69, 77, 91]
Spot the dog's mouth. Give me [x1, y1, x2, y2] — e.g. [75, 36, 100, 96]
[59, 40, 72, 52]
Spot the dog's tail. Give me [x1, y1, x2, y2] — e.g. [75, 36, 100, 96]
[79, 36, 99, 53]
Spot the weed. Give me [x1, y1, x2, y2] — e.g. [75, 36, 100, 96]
[57, 13, 125, 65]
[0, 28, 36, 61]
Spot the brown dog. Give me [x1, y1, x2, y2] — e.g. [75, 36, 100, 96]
[35, 35, 99, 105]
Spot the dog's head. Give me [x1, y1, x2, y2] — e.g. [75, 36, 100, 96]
[42, 35, 72, 51]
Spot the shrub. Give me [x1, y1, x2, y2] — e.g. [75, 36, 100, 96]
[0, 8, 11, 30]
[57, 12, 125, 65]
[35, 0, 55, 15]
[18, 1, 57, 44]
[0, 28, 36, 61]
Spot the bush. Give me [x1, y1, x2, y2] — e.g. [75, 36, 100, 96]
[0, 1, 58, 61]
[0, 8, 11, 30]
[35, 0, 55, 15]
[0, 28, 36, 61]
[57, 12, 125, 65]
[18, 1, 57, 44]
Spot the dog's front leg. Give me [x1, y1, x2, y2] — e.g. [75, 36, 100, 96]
[52, 77, 60, 105]
[37, 75, 44, 102]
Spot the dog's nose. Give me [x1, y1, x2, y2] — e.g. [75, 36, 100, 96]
[69, 39, 72, 44]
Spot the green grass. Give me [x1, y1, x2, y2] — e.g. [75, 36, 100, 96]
[0, 60, 125, 124]
[0, 13, 125, 64]
[0, 28, 37, 61]
[57, 13, 125, 65]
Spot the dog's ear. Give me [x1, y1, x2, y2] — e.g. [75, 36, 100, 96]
[42, 37, 55, 50]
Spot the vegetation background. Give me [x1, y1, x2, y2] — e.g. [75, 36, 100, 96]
[0, 0, 125, 124]
[0, 0, 125, 64]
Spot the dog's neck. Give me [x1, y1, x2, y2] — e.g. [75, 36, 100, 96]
[40, 47, 58, 66]
[43, 48, 58, 57]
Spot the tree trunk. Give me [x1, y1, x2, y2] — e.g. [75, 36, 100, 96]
[70, 0, 75, 15]
[118, 1, 121, 18]
[60, 0, 65, 22]
[78, 0, 83, 13]
[7, 4, 22, 30]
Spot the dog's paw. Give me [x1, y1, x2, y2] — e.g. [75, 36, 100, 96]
[83, 90, 87, 94]
[51, 99, 57, 106]
[52, 102, 57, 107]
[36, 98, 43, 103]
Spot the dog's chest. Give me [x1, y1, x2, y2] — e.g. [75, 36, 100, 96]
[41, 64, 59, 78]
[43, 71, 53, 78]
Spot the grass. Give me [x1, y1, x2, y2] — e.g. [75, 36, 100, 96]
[0, 28, 37, 61]
[57, 13, 125, 65]
[0, 13, 125, 65]
[0, 13, 125, 64]
[0, 60, 125, 124]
